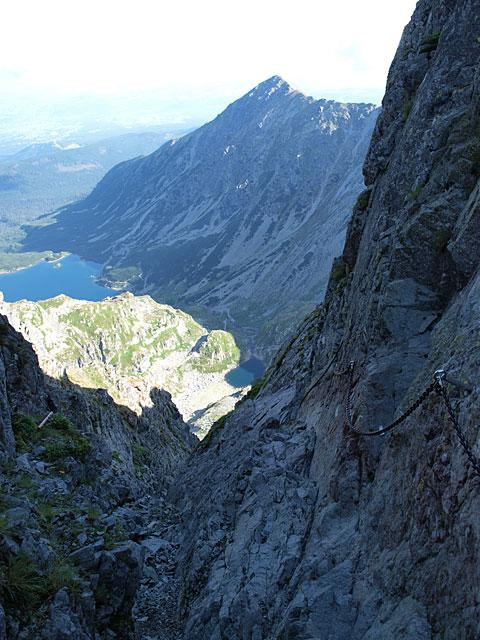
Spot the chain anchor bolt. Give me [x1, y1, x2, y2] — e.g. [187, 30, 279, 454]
[434, 368, 473, 394]
[434, 368, 446, 387]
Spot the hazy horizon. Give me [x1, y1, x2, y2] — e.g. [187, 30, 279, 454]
[1, 0, 417, 151]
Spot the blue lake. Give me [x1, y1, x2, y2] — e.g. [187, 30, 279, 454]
[0, 255, 265, 388]
[226, 357, 265, 388]
[0, 254, 117, 302]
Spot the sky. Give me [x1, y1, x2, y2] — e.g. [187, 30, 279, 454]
[0, 0, 418, 142]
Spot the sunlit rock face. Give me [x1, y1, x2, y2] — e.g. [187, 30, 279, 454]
[0, 292, 245, 435]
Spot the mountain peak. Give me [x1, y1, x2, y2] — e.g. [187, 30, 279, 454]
[247, 75, 293, 100]
[259, 74, 288, 88]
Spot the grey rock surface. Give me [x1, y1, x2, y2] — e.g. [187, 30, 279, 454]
[95, 542, 144, 621]
[40, 588, 92, 640]
[0, 605, 5, 640]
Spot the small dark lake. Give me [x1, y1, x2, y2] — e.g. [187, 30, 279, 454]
[0, 254, 117, 302]
[226, 357, 265, 388]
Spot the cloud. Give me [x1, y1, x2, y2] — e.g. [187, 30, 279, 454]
[0, 0, 417, 114]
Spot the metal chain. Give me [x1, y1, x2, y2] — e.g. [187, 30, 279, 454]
[299, 341, 343, 408]
[346, 361, 438, 436]
[345, 362, 480, 479]
[434, 377, 480, 478]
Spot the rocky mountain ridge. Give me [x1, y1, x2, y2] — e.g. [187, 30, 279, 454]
[0, 314, 195, 638]
[25, 77, 379, 359]
[0, 292, 245, 437]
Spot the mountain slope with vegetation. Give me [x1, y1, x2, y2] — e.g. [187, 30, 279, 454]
[3, 1, 480, 638]
[0, 292, 244, 437]
[25, 78, 379, 359]
[0, 131, 171, 253]
[0, 314, 195, 638]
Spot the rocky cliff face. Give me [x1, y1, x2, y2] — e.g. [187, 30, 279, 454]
[170, 2, 480, 638]
[0, 292, 244, 437]
[0, 314, 195, 638]
[24, 78, 379, 359]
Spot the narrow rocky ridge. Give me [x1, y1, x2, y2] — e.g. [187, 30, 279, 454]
[168, 2, 480, 638]
[0, 292, 245, 437]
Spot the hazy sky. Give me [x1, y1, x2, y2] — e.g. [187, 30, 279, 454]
[1, 0, 418, 133]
